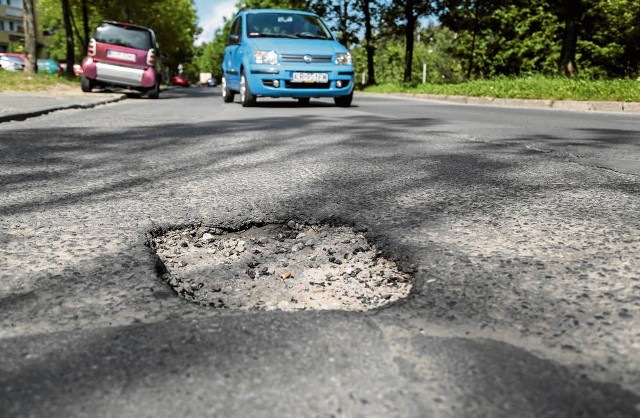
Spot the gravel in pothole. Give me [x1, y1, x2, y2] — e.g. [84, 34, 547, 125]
[149, 221, 413, 311]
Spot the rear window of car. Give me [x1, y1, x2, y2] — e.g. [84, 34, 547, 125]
[93, 23, 152, 50]
[247, 13, 332, 39]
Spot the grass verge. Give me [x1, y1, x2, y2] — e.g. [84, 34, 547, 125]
[0, 71, 79, 92]
[363, 75, 640, 102]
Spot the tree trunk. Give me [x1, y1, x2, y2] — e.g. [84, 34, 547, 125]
[362, 0, 376, 85]
[467, 0, 480, 80]
[403, 0, 416, 82]
[61, 0, 75, 77]
[23, 0, 37, 74]
[336, 1, 351, 47]
[82, 0, 90, 48]
[559, 0, 582, 77]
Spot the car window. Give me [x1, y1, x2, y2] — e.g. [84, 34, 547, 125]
[232, 18, 241, 37]
[247, 13, 332, 39]
[1, 55, 24, 63]
[94, 23, 152, 50]
[228, 17, 242, 44]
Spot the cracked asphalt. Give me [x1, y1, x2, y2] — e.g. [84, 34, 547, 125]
[1, 87, 639, 417]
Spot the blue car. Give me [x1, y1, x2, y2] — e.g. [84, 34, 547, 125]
[221, 9, 354, 107]
[37, 59, 62, 74]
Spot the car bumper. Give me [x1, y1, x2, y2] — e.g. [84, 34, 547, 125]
[82, 58, 156, 88]
[245, 64, 354, 98]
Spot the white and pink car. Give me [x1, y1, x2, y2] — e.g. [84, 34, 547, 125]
[81, 21, 162, 99]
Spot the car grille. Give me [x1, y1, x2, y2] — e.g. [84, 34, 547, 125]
[281, 55, 332, 63]
[285, 81, 331, 89]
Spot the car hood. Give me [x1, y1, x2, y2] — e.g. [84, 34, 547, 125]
[247, 38, 347, 56]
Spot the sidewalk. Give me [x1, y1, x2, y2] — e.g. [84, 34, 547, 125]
[361, 92, 640, 113]
[0, 90, 126, 123]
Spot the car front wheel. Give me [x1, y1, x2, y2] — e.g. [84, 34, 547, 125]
[81, 75, 93, 93]
[240, 71, 256, 107]
[334, 92, 353, 107]
[222, 76, 234, 103]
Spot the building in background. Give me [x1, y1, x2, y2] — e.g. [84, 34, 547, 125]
[0, 0, 25, 52]
[1, 0, 45, 56]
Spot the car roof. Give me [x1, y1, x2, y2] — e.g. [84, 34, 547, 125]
[239, 8, 318, 17]
[99, 20, 154, 33]
[1, 52, 26, 58]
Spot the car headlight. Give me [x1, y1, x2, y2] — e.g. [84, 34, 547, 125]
[335, 52, 352, 65]
[254, 50, 278, 65]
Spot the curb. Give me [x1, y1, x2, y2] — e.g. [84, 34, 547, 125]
[359, 92, 640, 114]
[0, 93, 127, 123]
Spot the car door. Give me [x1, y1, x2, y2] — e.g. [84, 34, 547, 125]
[223, 17, 243, 90]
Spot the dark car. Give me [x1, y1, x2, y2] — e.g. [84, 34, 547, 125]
[172, 74, 189, 87]
[81, 21, 162, 98]
[206, 77, 217, 87]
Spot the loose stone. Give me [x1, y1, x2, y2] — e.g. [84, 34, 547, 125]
[151, 222, 413, 312]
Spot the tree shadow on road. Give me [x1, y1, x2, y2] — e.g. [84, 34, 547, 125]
[1, 107, 640, 412]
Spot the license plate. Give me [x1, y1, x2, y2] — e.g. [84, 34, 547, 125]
[291, 72, 328, 83]
[107, 50, 136, 62]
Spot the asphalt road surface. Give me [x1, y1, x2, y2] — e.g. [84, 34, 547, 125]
[1, 87, 639, 417]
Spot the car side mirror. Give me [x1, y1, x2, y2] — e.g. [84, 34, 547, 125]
[228, 34, 240, 45]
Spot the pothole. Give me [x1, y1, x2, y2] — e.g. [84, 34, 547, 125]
[149, 221, 413, 311]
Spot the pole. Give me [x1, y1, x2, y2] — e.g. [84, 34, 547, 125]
[422, 62, 426, 84]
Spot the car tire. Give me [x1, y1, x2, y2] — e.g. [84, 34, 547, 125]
[240, 71, 256, 107]
[147, 80, 160, 99]
[298, 98, 311, 105]
[222, 76, 234, 103]
[81, 75, 93, 93]
[334, 92, 353, 107]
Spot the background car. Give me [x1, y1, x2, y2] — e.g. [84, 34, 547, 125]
[59, 63, 83, 76]
[172, 74, 189, 87]
[37, 59, 62, 74]
[81, 20, 162, 98]
[206, 77, 217, 87]
[0, 53, 26, 71]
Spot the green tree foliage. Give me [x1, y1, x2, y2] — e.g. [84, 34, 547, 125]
[440, 0, 640, 79]
[441, 0, 560, 78]
[381, 1, 436, 82]
[354, 22, 464, 85]
[577, 0, 640, 77]
[321, 1, 360, 47]
[202, 0, 640, 82]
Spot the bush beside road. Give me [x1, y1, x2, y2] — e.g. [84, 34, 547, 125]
[4, 72, 639, 102]
[363, 75, 640, 103]
[0, 71, 78, 92]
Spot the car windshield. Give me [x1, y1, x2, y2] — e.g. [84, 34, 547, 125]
[93, 23, 152, 50]
[247, 13, 332, 40]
